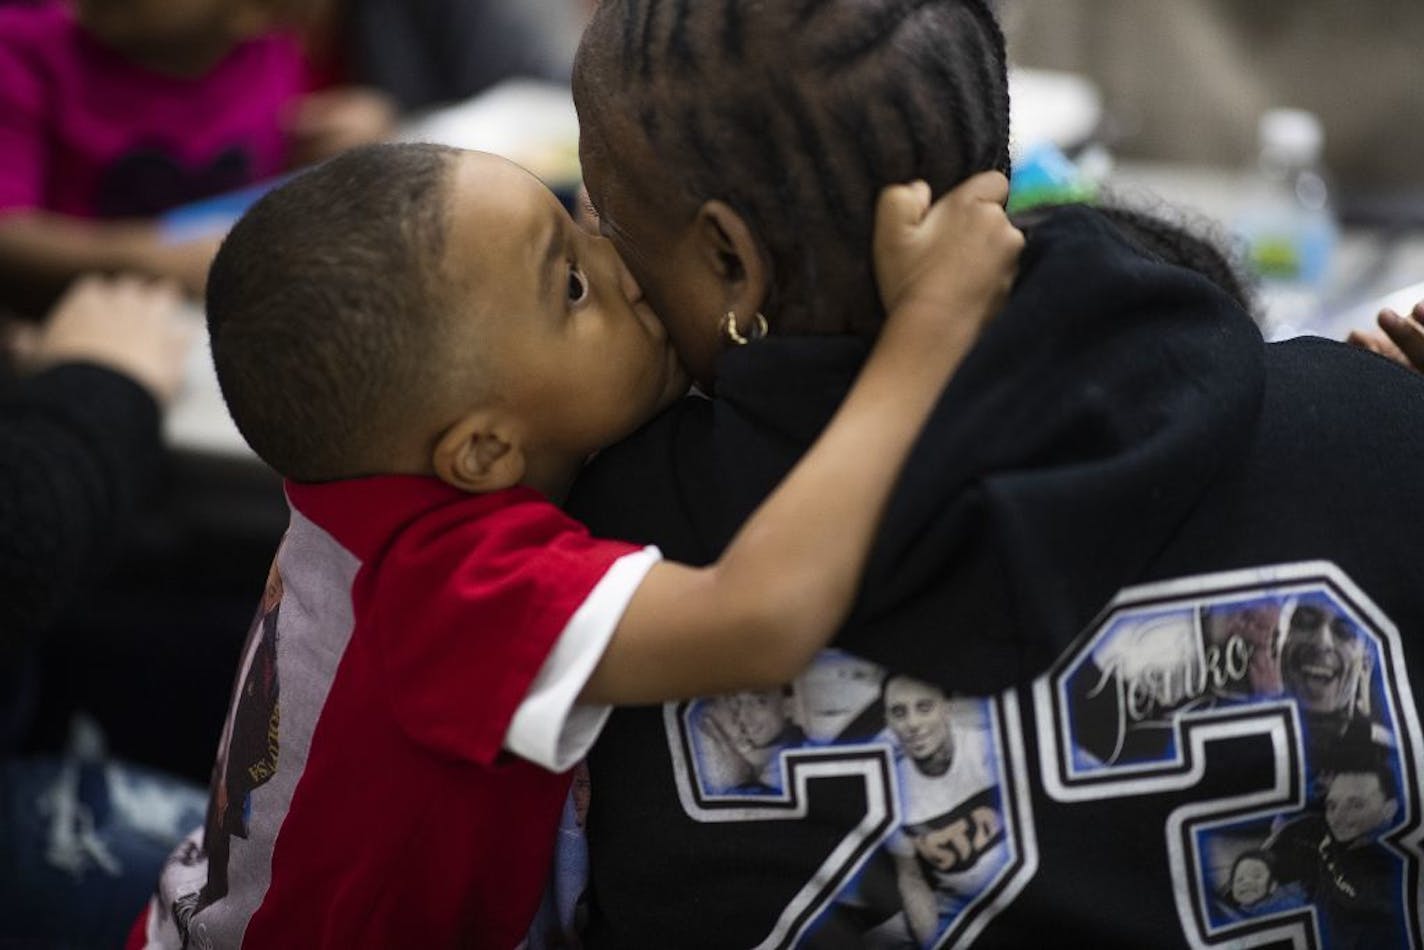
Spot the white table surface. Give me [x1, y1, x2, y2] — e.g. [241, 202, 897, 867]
[163, 305, 248, 459]
[1109, 161, 1424, 341]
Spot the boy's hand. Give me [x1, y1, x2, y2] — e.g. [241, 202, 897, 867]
[874, 171, 1022, 330]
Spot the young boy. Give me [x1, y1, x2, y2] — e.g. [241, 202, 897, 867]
[137, 143, 1021, 948]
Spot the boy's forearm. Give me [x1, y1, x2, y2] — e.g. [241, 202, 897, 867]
[579, 305, 978, 707]
[583, 179, 1017, 707]
[710, 177, 1017, 669]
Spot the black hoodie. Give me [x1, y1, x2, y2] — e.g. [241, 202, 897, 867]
[566, 207, 1424, 949]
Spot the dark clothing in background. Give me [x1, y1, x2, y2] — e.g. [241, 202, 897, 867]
[1, 360, 270, 782]
[340, 0, 578, 111]
[0, 360, 161, 753]
[0, 363, 162, 658]
[568, 207, 1424, 948]
[0, 361, 207, 947]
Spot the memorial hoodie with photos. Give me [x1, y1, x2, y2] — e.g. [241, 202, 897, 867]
[565, 206, 1424, 950]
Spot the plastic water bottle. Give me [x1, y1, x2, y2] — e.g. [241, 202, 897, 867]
[1234, 109, 1339, 337]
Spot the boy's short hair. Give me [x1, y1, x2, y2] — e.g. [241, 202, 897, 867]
[207, 143, 459, 482]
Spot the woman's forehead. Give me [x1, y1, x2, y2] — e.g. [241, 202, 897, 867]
[581, 120, 687, 239]
[579, 107, 647, 196]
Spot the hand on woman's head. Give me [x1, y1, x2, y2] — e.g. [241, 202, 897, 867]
[573, 0, 1012, 359]
[873, 173, 1020, 319]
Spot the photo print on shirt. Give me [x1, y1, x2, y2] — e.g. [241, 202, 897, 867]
[664, 650, 1037, 949]
[1033, 561, 1424, 950]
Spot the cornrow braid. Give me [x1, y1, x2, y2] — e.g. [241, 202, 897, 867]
[576, 0, 1012, 335]
[812, 0, 946, 71]
[635, 0, 662, 78]
[721, 0, 745, 60]
[665, 0, 698, 72]
[960, 0, 1013, 173]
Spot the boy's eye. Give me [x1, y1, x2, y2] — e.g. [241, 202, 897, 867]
[567, 267, 589, 305]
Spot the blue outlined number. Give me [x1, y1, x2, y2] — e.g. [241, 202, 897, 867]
[1033, 563, 1424, 950]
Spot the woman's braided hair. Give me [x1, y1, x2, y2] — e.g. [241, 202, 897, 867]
[576, 0, 1012, 335]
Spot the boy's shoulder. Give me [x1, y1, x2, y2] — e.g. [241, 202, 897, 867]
[286, 478, 645, 606]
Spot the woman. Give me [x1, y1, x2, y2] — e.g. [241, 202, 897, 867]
[562, 2, 1424, 947]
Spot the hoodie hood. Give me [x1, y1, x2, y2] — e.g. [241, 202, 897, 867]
[711, 206, 1266, 689]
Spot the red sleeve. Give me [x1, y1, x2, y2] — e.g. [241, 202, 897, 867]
[0, 20, 46, 214]
[370, 494, 640, 766]
[123, 906, 148, 950]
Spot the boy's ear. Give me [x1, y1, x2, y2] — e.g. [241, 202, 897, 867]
[694, 200, 770, 319]
[432, 411, 526, 494]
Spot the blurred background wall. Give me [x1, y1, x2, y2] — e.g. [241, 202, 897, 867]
[1002, 0, 1423, 198]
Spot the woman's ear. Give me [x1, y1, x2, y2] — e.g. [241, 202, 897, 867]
[695, 200, 770, 321]
[432, 411, 525, 494]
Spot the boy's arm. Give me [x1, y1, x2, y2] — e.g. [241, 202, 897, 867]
[581, 173, 1022, 705]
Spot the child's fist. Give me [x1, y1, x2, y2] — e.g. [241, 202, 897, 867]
[874, 171, 1022, 325]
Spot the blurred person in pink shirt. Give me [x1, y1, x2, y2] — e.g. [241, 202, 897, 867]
[0, 0, 340, 312]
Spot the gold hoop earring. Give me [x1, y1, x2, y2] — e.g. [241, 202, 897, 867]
[722, 310, 768, 346]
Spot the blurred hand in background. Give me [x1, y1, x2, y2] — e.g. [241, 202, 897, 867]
[1348, 302, 1424, 375]
[8, 275, 194, 405]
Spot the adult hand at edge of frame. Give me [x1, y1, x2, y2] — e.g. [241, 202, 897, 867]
[25, 274, 195, 405]
[1346, 300, 1424, 375]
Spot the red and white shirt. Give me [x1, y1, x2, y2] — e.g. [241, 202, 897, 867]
[139, 476, 658, 950]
